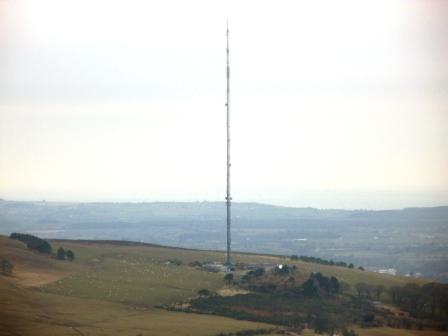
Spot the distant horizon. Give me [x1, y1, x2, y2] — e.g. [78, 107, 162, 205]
[2, 193, 447, 211]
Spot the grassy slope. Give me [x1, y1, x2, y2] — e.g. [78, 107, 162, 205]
[0, 236, 275, 336]
[289, 259, 428, 288]
[0, 236, 85, 286]
[0, 277, 273, 336]
[39, 239, 430, 306]
[0, 235, 441, 336]
[43, 241, 224, 305]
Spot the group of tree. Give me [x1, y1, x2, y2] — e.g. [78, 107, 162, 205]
[240, 268, 265, 283]
[10, 233, 75, 261]
[1, 259, 14, 276]
[238, 265, 297, 293]
[215, 328, 280, 336]
[301, 272, 341, 297]
[355, 283, 385, 299]
[389, 282, 448, 318]
[240, 268, 342, 298]
[10, 232, 52, 254]
[56, 247, 75, 261]
[290, 255, 364, 271]
[313, 315, 359, 336]
[187, 279, 367, 335]
[273, 264, 296, 276]
[197, 288, 212, 297]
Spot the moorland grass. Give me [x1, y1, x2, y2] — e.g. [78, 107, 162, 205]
[1, 235, 439, 336]
[41, 239, 429, 306]
[0, 277, 274, 336]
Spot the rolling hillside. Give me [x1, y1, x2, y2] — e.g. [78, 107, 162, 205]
[0, 235, 276, 336]
[0, 235, 446, 336]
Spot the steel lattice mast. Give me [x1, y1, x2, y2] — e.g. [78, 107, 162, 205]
[225, 21, 232, 266]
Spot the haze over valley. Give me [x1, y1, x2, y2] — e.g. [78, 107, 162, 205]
[1, 199, 447, 282]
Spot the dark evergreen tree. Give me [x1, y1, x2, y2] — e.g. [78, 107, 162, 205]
[224, 273, 234, 285]
[11, 232, 52, 254]
[330, 276, 340, 293]
[26, 239, 52, 254]
[198, 288, 211, 296]
[56, 247, 66, 260]
[314, 314, 331, 334]
[66, 250, 75, 261]
[302, 278, 318, 297]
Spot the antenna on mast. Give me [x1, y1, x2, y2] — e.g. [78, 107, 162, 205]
[225, 20, 232, 266]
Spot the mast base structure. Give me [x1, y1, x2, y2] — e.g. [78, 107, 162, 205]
[225, 21, 232, 267]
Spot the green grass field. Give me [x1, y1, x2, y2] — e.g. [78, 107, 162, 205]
[41, 240, 283, 306]
[40, 239, 431, 308]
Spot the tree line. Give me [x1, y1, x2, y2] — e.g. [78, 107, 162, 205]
[302, 272, 341, 297]
[354, 281, 448, 319]
[10, 232, 52, 254]
[290, 255, 364, 270]
[9, 233, 75, 261]
[389, 282, 448, 319]
[354, 282, 385, 299]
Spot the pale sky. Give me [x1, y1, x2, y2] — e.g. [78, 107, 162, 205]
[1, 0, 447, 209]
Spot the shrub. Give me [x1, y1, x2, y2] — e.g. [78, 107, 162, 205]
[66, 250, 75, 261]
[224, 273, 234, 285]
[198, 288, 211, 296]
[56, 247, 66, 260]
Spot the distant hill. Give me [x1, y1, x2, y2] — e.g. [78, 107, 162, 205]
[0, 199, 447, 281]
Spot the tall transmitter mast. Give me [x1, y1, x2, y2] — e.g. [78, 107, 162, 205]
[225, 21, 232, 266]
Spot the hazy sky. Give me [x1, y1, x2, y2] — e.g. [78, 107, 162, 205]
[1, 0, 447, 209]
